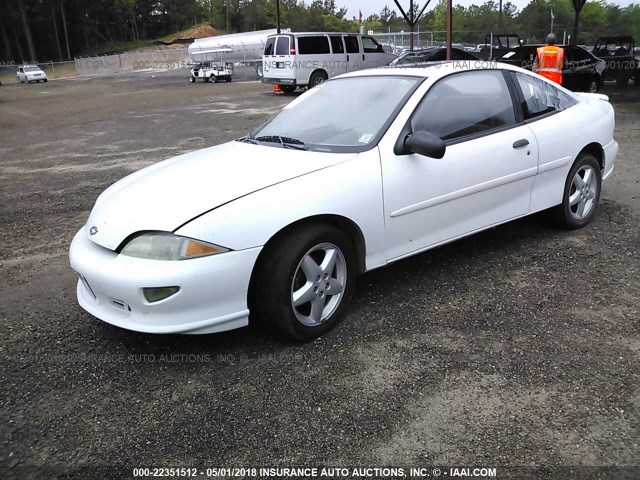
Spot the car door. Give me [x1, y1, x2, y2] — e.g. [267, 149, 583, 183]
[328, 35, 347, 76]
[343, 35, 361, 72]
[564, 46, 594, 91]
[378, 69, 539, 261]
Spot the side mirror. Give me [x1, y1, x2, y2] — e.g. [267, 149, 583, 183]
[404, 131, 446, 159]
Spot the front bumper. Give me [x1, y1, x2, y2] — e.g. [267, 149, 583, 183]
[69, 228, 262, 334]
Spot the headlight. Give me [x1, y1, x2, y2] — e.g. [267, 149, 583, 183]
[120, 232, 229, 260]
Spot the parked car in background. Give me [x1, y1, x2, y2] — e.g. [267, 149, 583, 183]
[261, 32, 396, 93]
[389, 46, 479, 66]
[16, 65, 47, 83]
[497, 44, 606, 92]
[70, 63, 617, 341]
[592, 36, 640, 87]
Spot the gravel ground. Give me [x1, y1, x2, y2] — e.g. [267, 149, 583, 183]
[0, 74, 638, 480]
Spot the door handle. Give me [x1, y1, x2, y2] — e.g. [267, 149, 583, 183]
[513, 139, 529, 149]
[362, 54, 365, 61]
[347, 54, 349, 61]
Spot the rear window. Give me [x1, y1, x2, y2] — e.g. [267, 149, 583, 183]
[264, 37, 275, 56]
[275, 36, 290, 55]
[298, 36, 330, 55]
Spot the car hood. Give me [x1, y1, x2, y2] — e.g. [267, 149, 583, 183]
[85, 141, 357, 250]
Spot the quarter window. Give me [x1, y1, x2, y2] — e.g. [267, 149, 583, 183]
[411, 70, 516, 141]
[298, 36, 330, 55]
[514, 72, 577, 120]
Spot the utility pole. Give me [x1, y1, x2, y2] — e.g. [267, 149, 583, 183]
[446, 0, 452, 59]
[393, 0, 432, 52]
[276, 0, 281, 34]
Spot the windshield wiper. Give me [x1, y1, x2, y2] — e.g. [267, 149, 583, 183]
[254, 135, 308, 150]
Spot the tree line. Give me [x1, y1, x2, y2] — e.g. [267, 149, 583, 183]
[1, 0, 639, 63]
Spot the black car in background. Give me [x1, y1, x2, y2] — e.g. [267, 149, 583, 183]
[388, 47, 479, 66]
[496, 45, 606, 92]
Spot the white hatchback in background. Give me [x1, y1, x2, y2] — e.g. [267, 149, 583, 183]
[17, 65, 48, 83]
[262, 32, 396, 93]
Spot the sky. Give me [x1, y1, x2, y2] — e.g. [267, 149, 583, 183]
[339, 0, 637, 18]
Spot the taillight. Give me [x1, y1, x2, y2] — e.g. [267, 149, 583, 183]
[290, 42, 296, 55]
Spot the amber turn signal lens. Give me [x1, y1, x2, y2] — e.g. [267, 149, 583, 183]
[183, 240, 220, 257]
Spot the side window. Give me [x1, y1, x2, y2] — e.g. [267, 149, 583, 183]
[275, 36, 290, 55]
[362, 36, 382, 53]
[410, 70, 516, 141]
[329, 36, 344, 54]
[264, 37, 275, 56]
[514, 72, 577, 120]
[298, 36, 330, 55]
[344, 36, 360, 54]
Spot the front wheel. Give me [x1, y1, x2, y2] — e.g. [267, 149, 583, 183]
[550, 154, 601, 229]
[250, 224, 357, 341]
[189, 76, 195, 83]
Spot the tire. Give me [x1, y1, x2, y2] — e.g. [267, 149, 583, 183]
[280, 85, 296, 94]
[308, 70, 328, 88]
[250, 224, 357, 342]
[616, 71, 629, 88]
[549, 154, 602, 229]
[43, 79, 48, 83]
[189, 76, 195, 83]
[226, 76, 232, 82]
[585, 77, 598, 93]
[256, 63, 263, 78]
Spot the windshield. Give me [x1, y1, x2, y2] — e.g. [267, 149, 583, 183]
[24, 66, 41, 72]
[249, 76, 421, 152]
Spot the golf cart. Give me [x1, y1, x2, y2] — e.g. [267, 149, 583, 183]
[189, 48, 234, 83]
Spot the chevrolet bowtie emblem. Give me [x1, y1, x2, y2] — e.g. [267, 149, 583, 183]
[89, 226, 98, 236]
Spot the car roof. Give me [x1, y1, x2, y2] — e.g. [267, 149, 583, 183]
[339, 61, 525, 80]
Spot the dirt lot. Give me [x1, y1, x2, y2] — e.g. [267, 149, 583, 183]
[0, 75, 639, 479]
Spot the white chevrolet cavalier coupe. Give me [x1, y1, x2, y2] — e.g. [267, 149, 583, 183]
[70, 63, 617, 341]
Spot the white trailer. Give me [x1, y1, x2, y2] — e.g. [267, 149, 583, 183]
[188, 28, 290, 78]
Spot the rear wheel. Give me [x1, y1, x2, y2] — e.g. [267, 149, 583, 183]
[43, 79, 48, 83]
[308, 70, 328, 88]
[226, 75, 232, 82]
[550, 154, 601, 229]
[250, 224, 357, 342]
[280, 85, 296, 94]
[256, 63, 263, 78]
[189, 76, 195, 83]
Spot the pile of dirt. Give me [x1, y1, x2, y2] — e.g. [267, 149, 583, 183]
[168, 23, 219, 42]
[141, 23, 220, 51]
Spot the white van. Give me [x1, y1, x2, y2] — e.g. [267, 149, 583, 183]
[262, 32, 396, 92]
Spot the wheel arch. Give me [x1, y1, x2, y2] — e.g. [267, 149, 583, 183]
[256, 214, 366, 274]
[247, 214, 367, 314]
[577, 142, 604, 171]
[308, 68, 328, 85]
